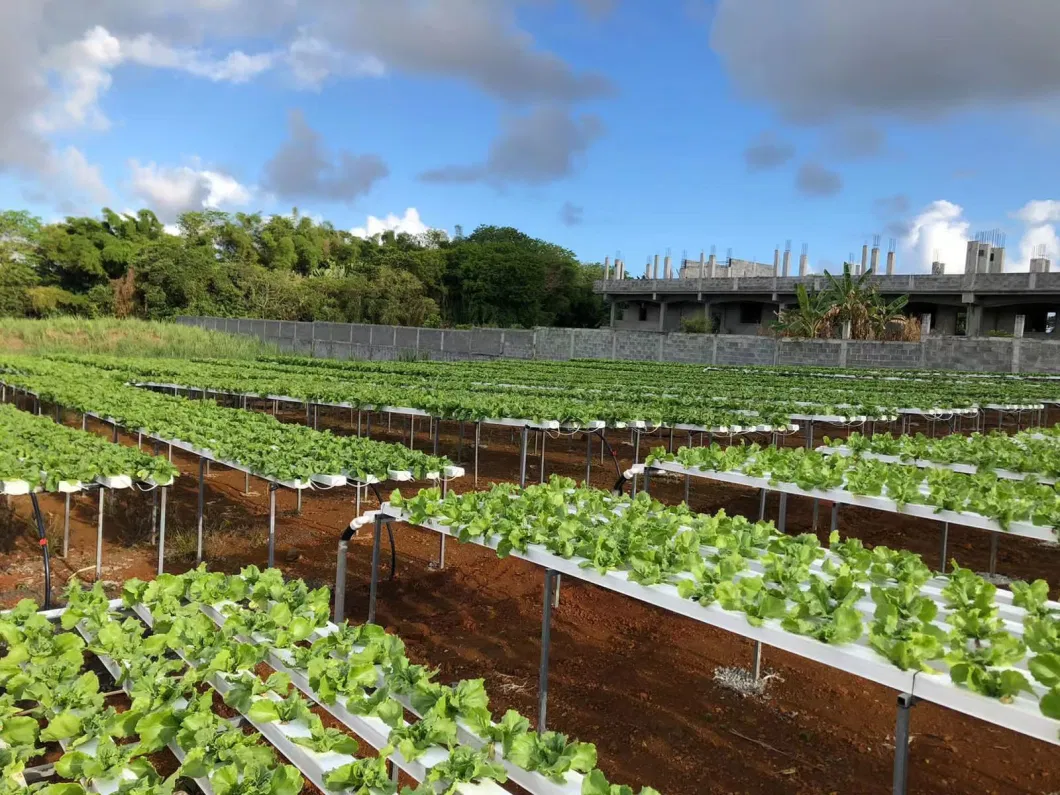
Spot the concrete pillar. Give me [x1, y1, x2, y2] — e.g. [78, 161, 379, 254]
[921, 313, 932, 338]
[664, 255, 672, 279]
[860, 245, 869, 276]
[657, 302, 666, 332]
[609, 302, 617, 327]
[653, 254, 660, 280]
[644, 262, 651, 279]
[841, 320, 852, 340]
[617, 260, 625, 278]
[870, 247, 880, 273]
[966, 304, 983, 337]
[798, 253, 808, 277]
[773, 248, 780, 277]
[708, 254, 716, 278]
[782, 250, 791, 277]
[604, 256, 611, 280]
[1014, 314, 1026, 339]
[886, 251, 895, 275]
[699, 251, 706, 278]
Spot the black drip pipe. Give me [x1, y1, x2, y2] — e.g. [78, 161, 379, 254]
[29, 493, 52, 609]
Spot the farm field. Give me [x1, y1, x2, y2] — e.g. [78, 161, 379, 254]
[2, 333, 1060, 795]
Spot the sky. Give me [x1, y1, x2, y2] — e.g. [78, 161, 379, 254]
[3, 0, 1060, 274]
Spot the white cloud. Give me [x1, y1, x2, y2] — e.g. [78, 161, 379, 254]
[351, 208, 434, 239]
[128, 159, 252, 222]
[286, 31, 384, 89]
[1013, 200, 1060, 269]
[35, 25, 276, 135]
[898, 200, 970, 273]
[51, 146, 111, 204]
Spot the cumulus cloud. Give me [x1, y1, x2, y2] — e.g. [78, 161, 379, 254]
[743, 132, 795, 172]
[711, 0, 1060, 120]
[1013, 200, 1060, 269]
[420, 105, 604, 186]
[897, 200, 970, 273]
[285, 31, 385, 90]
[128, 159, 253, 222]
[559, 202, 584, 226]
[34, 25, 276, 135]
[351, 208, 436, 239]
[795, 162, 842, 197]
[263, 110, 388, 202]
[321, 0, 613, 102]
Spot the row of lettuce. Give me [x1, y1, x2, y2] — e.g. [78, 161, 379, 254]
[50, 352, 1058, 426]
[1, 568, 659, 795]
[0, 403, 177, 492]
[0, 358, 452, 484]
[388, 479, 1060, 732]
[647, 442, 1060, 535]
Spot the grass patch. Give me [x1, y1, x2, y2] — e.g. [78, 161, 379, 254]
[0, 318, 275, 359]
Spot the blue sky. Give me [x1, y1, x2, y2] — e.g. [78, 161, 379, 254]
[3, 0, 1060, 273]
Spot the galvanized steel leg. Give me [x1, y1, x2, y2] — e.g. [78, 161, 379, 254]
[538, 569, 559, 733]
[63, 493, 71, 558]
[296, 487, 302, 514]
[631, 429, 641, 496]
[95, 488, 105, 581]
[474, 421, 482, 486]
[758, 488, 767, 521]
[584, 431, 592, 485]
[805, 420, 814, 449]
[939, 522, 949, 573]
[156, 487, 167, 575]
[519, 426, 529, 488]
[196, 457, 206, 563]
[989, 534, 999, 576]
[684, 474, 691, 505]
[752, 641, 763, 680]
[432, 417, 440, 456]
[335, 539, 348, 623]
[778, 492, 788, 532]
[368, 515, 383, 624]
[150, 488, 158, 546]
[892, 694, 917, 795]
[268, 485, 279, 568]
[539, 429, 547, 484]
[812, 498, 819, 530]
[830, 502, 840, 532]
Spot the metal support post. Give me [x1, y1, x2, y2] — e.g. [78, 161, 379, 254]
[778, 492, 788, 533]
[245, 470, 250, 495]
[432, 417, 440, 456]
[409, 415, 415, 450]
[335, 539, 348, 623]
[63, 493, 71, 558]
[112, 422, 118, 443]
[631, 429, 641, 496]
[811, 498, 819, 531]
[752, 641, 763, 680]
[539, 430, 547, 484]
[830, 502, 840, 532]
[939, 522, 949, 573]
[684, 474, 691, 505]
[805, 419, 814, 449]
[268, 485, 278, 569]
[474, 422, 482, 486]
[196, 457, 206, 563]
[150, 487, 158, 546]
[519, 426, 529, 488]
[584, 431, 592, 485]
[95, 487, 105, 581]
[643, 468, 651, 495]
[892, 694, 917, 795]
[368, 515, 383, 624]
[297, 487, 302, 514]
[538, 569, 559, 733]
[157, 487, 168, 575]
[989, 534, 999, 576]
[758, 488, 767, 521]
[553, 574, 561, 608]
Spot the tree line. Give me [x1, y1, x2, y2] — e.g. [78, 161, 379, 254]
[0, 208, 606, 329]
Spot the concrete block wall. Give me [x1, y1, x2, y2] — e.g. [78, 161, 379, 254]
[177, 316, 1060, 373]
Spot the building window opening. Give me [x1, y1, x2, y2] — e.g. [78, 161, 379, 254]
[638, 304, 649, 322]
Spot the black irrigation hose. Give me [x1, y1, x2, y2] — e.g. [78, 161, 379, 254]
[369, 483, 397, 581]
[29, 493, 52, 610]
[596, 429, 623, 480]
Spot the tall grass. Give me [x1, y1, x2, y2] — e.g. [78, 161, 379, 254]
[0, 318, 274, 359]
